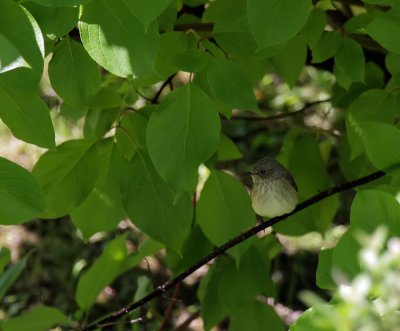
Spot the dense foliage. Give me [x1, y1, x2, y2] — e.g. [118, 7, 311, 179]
[1, 0, 400, 330]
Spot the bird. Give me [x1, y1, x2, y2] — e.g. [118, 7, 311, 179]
[249, 157, 298, 218]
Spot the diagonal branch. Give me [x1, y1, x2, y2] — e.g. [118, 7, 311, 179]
[230, 99, 331, 122]
[83, 169, 385, 331]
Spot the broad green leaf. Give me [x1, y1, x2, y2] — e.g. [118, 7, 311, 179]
[344, 12, 378, 34]
[386, 52, 400, 75]
[31, 0, 89, 6]
[230, 301, 284, 331]
[155, 32, 187, 79]
[0, 0, 44, 79]
[0, 157, 45, 225]
[76, 235, 128, 311]
[166, 225, 213, 275]
[198, 261, 229, 330]
[332, 190, 400, 279]
[121, 149, 193, 254]
[217, 133, 243, 161]
[130, 0, 173, 30]
[60, 103, 87, 120]
[335, 37, 365, 82]
[174, 48, 209, 73]
[301, 8, 326, 48]
[1, 306, 69, 331]
[312, 31, 342, 63]
[206, 0, 258, 56]
[345, 89, 394, 160]
[88, 87, 122, 111]
[316, 248, 336, 290]
[0, 253, 30, 301]
[207, 57, 259, 112]
[276, 133, 338, 235]
[70, 142, 126, 241]
[22, 2, 79, 37]
[147, 83, 220, 194]
[79, 0, 159, 79]
[247, 0, 311, 48]
[360, 122, 400, 175]
[32, 139, 98, 217]
[83, 108, 120, 139]
[196, 170, 255, 262]
[366, 11, 400, 54]
[272, 35, 307, 87]
[290, 305, 337, 331]
[0, 247, 11, 274]
[49, 37, 101, 107]
[219, 245, 270, 312]
[0, 85, 54, 148]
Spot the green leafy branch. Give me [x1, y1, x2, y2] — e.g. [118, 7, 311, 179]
[83, 169, 385, 331]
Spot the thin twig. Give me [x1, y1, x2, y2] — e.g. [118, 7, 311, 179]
[83, 169, 385, 331]
[231, 99, 331, 122]
[158, 282, 182, 331]
[151, 74, 176, 104]
[174, 310, 201, 331]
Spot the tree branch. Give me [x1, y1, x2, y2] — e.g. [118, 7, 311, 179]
[151, 74, 176, 104]
[230, 99, 331, 121]
[83, 169, 385, 331]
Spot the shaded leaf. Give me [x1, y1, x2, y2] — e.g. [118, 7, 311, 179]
[49, 37, 101, 107]
[32, 139, 97, 217]
[147, 83, 220, 194]
[0, 84, 55, 148]
[1, 306, 69, 331]
[247, 0, 311, 48]
[0, 157, 45, 225]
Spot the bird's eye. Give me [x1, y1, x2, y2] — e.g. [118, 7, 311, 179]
[260, 170, 266, 174]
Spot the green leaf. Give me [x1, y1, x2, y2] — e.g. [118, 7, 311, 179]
[1, 306, 69, 331]
[70, 141, 126, 241]
[155, 32, 187, 79]
[0, 0, 44, 79]
[335, 37, 365, 82]
[217, 133, 243, 161]
[360, 122, 400, 174]
[198, 261, 229, 330]
[207, 0, 258, 56]
[120, 150, 193, 254]
[290, 305, 336, 331]
[386, 52, 400, 76]
[83, 108, 120, 139]
[32, 139, 98, 217]
[76, 235, 128, 311]
[196, 170, 255, 262]
[0, 247, 11, 274]
[316, 248, 336, 290]
[366, 11, 400, 54]
[219, 245, 270, 312]
[301, 8, 326, 48]
[332, 190, 400, 279]
[130, 0, 173, 30]
[0, 157, 45, 225]
[207, 57, 259, 112]
[79, 0, 159, 79]
[247, 0, 311, 48]
[230, 301, 284, 331]
[49, 37, 101, 107]
[0, 85, 55, 149]
[147, 83, 220, 194]
[272, 35, 307, 87]
[312, 31, 342, 63]
[22, 2, 79, 37]
[31, 0, 89, 6]
[0, 253, 30, 301]
[276, 133, 338, 235]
